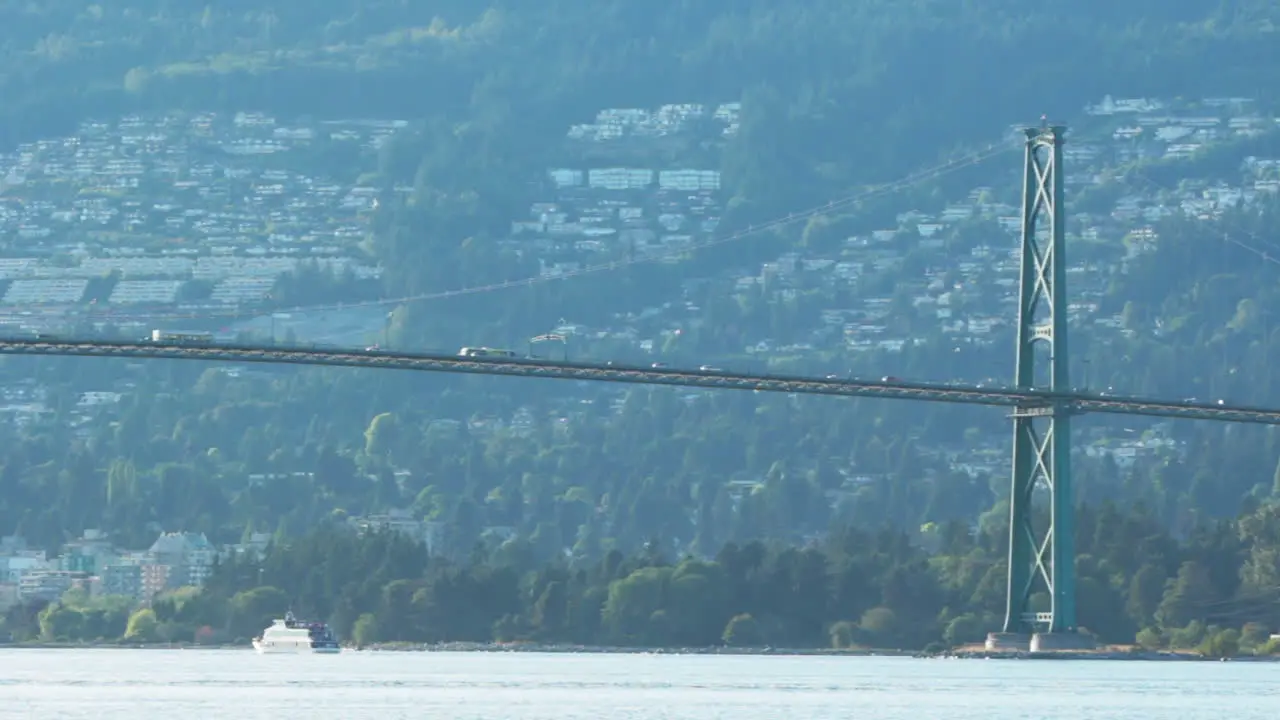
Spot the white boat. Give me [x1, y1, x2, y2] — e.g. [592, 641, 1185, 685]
[252, 611, 341, 654]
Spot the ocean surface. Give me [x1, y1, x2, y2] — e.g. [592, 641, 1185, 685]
[0, 648, 1276, 719]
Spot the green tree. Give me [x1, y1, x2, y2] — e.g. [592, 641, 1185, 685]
[1155, 562, 1217, 629]
[1199, 628, 1240, 658]
[124, 608, 159, 642]
[38, 604, 84, 641]
[531, 581, 567, 638]
[363, 412, 400, 462]
[857, 607, 899, 648]
[1125, 564, 1166, 628]
[106, 459, 138, 506]
[942, 613, 985, 648]
[722, 613, 762, 647]
[601, 566, 671, 645]
[1134, 627, 1163, 650]
[352, 613, 379, 646]
[227, 586, 290, 640]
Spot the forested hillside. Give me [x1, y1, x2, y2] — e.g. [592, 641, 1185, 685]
[3, 0, 1280, 649]
[4, 0, 1278, 160]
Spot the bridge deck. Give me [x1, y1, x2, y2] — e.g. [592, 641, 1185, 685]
[0, 338, 1276, 425]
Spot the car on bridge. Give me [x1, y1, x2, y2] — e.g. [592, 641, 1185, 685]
[458, 347, 519, 358]
[150, 330, 214, 345]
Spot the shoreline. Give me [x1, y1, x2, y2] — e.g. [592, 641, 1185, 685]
[0, 641, 913, 656]
[2, 640, 1277, 661]
[944, 649, 1280, 662]
[361, 642, 918, 657]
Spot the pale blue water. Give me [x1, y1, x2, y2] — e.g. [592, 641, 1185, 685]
[0, 649, 1276, 719]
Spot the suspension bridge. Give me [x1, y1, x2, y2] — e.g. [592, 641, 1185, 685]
[1, 336, 1278, 425]
[0, 123, 1264, 652]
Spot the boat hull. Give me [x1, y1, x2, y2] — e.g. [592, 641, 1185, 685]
[253, 638, 341, 654]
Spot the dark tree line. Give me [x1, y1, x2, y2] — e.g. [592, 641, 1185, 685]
[10, 501, 1280, 656]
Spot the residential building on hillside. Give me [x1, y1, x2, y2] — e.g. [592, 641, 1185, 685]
[100, 563, 143, 599]
[147, 531, 216, 587]
[18, 569, 85, 602]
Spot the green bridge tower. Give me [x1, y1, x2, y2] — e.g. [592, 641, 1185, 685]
[985, 123, 1095, 653]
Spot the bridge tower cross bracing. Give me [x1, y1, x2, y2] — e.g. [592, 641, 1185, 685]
[985, 123, 1095, 653]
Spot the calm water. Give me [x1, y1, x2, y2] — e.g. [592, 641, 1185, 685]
[0, 649, 1276, 719]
